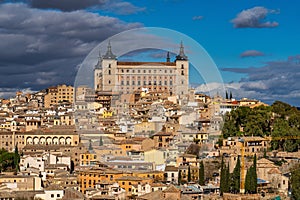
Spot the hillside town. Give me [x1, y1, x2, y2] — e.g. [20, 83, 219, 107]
[0, 44, 299, 200]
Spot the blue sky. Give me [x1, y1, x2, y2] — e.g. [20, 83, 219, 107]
[0, 0, 299, 106]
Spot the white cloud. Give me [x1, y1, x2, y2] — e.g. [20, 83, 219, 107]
[231, 6, 279, 28]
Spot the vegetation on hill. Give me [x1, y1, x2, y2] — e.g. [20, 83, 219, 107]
[222, 101, 300, 152]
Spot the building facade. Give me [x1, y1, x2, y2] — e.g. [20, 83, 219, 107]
[44, 84, 74, 108]
[94, 42, 189, 98]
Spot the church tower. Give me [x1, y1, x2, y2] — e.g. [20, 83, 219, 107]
[175, 41, 189, 97]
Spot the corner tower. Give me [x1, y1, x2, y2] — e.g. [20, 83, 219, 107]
[101, 41, 118, 92]
[94, 51, 102, 91]
[175, 41, 189, 97]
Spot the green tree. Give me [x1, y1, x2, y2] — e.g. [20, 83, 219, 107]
[220, 157, 230, 195]
[252, 154, 257, 193]
[178, 170, 182, 185]
[291, 165, 300, 200]
[244, 155, 257, 194]
[99, 136, 103, 146]
[14, 144, 20, 173]
[226, 91, 228, 99]
[224, 163, 230, 193]
[187, 165, 191, 182]
[230, 91, 233, 99]
[199, 161, 205, 185]
[220, 156, 224, 195]
[88, 139, 93, 152]
[231, 156, 240, 193]
[0, 149, 15, 172]
[244, 166, 251, 193]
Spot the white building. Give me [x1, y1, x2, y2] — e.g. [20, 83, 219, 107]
[20, 155, 45, 172]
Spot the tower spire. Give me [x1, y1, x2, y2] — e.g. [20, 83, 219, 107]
[103, 40, 117, 60]
[176, 41, 188, 61]
[166, 51, 170, 62]
[95, 50, 102, 69]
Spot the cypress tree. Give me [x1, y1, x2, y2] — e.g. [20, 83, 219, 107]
[99, 136, 103, 146]
[178, 170, 182, 185]
[188, 165, 191, 182]
[245, 167, 251, 193]
[199, 161, 205, 185]
[220, 156, 225, 195]
[245, 155, 258, 194]
[252, 154, 257, 193]
[88, 139, 93, 152]
[14, 143, 19, 173]
[226, 91, 228, 99]
[232, 156, 240, 193]
[230, 91, 233, 99]
[224, 163, 230, 193]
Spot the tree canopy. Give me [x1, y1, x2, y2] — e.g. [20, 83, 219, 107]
[222, 101, 300, 152]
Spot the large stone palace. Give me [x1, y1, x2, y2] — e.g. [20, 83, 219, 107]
[94, 41, 189, 98]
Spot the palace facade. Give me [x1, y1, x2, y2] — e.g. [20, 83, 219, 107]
[94, 42, 189, 98]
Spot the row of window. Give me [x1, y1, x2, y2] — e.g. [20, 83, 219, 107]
[119, 75, 174, 80]
[118, 69, 175, 74]
[118, 80, 176, 86]
[58, 88, 73, 91]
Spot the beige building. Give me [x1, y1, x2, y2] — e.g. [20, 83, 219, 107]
[222, 136, 269, 157]
[0, 127, 80, 152]
[94, 42, 189, 99]
[144, 149, 166, 166]
[0, 175, 42, 191]
[44, 84, 74, 108]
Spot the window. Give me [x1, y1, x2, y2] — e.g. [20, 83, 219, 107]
[57, 194, 60, 197]
[108, 64, 111, 68]
[181, 64, 184, 69]
[51, 194, 54, 198]
[108, 70, 111, 75]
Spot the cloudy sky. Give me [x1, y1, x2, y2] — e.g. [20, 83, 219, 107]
[0, 0, 299, 106]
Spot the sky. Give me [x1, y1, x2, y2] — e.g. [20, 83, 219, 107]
[0, 0, 299, 106]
